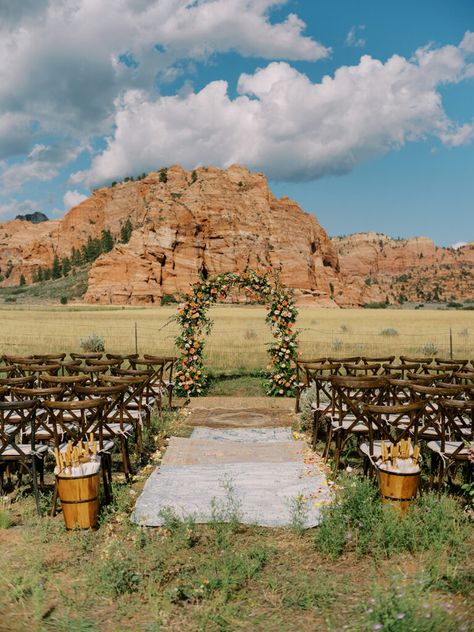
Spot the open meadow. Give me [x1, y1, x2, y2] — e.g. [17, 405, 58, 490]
[0, 304, 473, 371]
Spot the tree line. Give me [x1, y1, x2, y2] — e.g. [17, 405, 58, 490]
[29, 219, 133, 285]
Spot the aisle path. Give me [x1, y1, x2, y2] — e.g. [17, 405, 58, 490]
[132, 398, 332, 528]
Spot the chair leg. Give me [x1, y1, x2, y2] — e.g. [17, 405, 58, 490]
[323, 426, 333, 462]
[31, 458, 42, 517]
[50, 480, 59, 517]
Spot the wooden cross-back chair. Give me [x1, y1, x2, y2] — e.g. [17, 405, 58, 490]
[101, 373, 152, 446]
[143, 355, 179, 409]
[295, 360, 337, 413]
[65, 363, 109, 383]
[0, 399, 46, 515]
[435, 357, 469, 367]
[43, 398, 112, 509]
[106, 353, 139, 370]
[323, 376, 386, 468]
[426, 398, 473, 489]
[383, 362, 420, 379]
[33, 353, 67, 362]
[40, 374, 90, 399]
[405, 372, 439, 385]
[14, 362, 61, 380]
[343, 362, 382, 377]
[359, 400, 425, 472]
[11, 386, 66, 443]
[400, 356, 434, 367]
[410, 383, 464, 443]
[362, 356, 396, 365]
[327, 355, 362, 364]
[128, 359, 165, 409]
[75, 383, 134, 477]
[2, 355, 34, 366]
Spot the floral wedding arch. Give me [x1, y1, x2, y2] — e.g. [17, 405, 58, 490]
[174, 270, 299, 396]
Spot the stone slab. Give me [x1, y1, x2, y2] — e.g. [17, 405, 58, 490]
[161, 437, 304, 466]
[185, 407, 293, 428]
[131, 460, 332, 528]
[191, 427, 293, 443]
[187, 396, 295, 411]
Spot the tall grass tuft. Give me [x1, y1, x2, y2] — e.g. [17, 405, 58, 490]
[314, 475, 470, 560]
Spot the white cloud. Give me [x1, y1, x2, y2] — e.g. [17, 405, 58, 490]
[0, 142, 82, 193]
[83, 34, 474, 185]
[0, 0, 327, 194]
[63, 190, 88, 210]
[451, 241, 467, 249]
[345, 25, 366, 48]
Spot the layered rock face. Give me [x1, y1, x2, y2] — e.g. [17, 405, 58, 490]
[1, 166, 472, 306]
[0, 165, 346, 306]
[334, 233, 474, 304]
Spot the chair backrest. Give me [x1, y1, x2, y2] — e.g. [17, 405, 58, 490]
[400, 355, 434, 365]
[362, 400, 425, 445]
[327, 356, 361, 364]
[0, 399, 40, 460]
[43, 398, 108, 447]
[330, 376, 386, 426]
[383, 363, 420, 378]
[405, 372, 438, 385]
[33, 353, 67, 362]
[438, 398, 474, 456]
[15, 363, 61, 378]
[435, 357, 469, 367]
[362, 356, 395, 364]
[0, 376, 36, 389]
[70, 352, 103, 361]
[11, 386, 65, 401]
[343, 362, 381, 376]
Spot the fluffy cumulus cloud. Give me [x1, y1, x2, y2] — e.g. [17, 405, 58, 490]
[84, 34, 474, 185]
[63, 190, 88, 210]
[0, 198, 43, 219]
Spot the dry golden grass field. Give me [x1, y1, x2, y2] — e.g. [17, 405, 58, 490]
[1, 304, 473, 370]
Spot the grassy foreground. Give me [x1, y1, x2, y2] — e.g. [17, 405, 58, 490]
[0, 304, 472, 371]
[0, 410, 472, 632]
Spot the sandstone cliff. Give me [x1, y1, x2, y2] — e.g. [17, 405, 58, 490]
[0, 166, 472, 306]
[333, 233, 474, 304]
[0, 165, 347, 306]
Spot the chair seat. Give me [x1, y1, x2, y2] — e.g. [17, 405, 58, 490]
[330, 418, 369, 432]
[426, 440, 469, 458]
[0, 444, 49, 457]
[101, 422, 134, 436]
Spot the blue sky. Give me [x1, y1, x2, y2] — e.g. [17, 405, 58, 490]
[0, 0, 473, 245]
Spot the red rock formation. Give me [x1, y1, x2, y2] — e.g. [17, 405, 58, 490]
[0, 165, 345, 305]
[333, 233, 474, 304]
[1, 166, 471, 306]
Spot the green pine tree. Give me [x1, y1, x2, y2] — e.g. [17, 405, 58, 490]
[71, 247, 82, 267]
[159, 167, 168, 183]
[120, 219, 133, 244]
[61, 257, 72, 276]
[52, 255, 61, 279]
[101, 229, 114, 252]
[44, 268, 51, 281]
[19, 274, 26, 286]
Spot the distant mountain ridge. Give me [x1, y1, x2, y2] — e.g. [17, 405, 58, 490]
[15, 212, 49, 224]
[0, 166, 472, 306]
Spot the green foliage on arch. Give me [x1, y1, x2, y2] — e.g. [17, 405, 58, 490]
[175, 270, 299, 396]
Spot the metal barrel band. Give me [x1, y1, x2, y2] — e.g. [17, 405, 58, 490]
[60, 496, 98, 505]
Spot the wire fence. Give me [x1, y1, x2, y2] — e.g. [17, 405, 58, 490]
[1, 319, 472, 371]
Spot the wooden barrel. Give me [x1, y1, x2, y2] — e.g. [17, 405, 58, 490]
[377, 467, 420, 514]
[57, 472, 100, 529]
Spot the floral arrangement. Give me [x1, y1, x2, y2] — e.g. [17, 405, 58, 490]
[174, 270, 299, 397]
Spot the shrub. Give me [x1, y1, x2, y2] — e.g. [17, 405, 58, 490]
[331, 338, 343, 351]
[161, 294, 177, 305]
[459, 328, 469, 337]
[363, 302, 387, 309]
[19, 274, 26, 286]
[159, 167, 168, 183]
[80, 333, 105, 352]
[421, 342, 438, 356]
[60, 296, 68, 305]
[447, 301, 463, 308]
[244, 328, 257, 339]
[380, 328, 399, 336]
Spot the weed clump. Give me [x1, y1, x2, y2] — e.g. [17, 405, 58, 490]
[314, 475, 469, 559]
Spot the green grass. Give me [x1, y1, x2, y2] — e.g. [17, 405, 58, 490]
[0, 412, 471, 630]
[0, 267, 89, 304]
[0, 509, 12, 529]
[206, 375, 266, 397]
